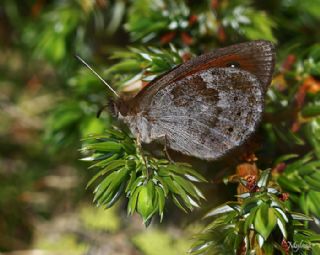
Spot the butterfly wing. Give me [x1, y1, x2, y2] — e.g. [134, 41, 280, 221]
[171, 40, 275, 92]
[134, 40, 275, 107]
[140, 67, 264, 160]
[122, 41, 275, 160]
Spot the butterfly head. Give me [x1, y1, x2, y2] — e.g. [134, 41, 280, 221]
[109, 98, 130, 119]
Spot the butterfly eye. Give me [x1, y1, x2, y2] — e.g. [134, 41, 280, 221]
[226, 62, 240, 68]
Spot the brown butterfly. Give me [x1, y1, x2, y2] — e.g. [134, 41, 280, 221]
[78, 40, 275, 161]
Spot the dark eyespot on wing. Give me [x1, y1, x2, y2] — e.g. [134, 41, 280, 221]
[226, 61, 240, 68]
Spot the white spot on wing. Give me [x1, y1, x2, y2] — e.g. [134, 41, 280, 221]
[200, 71, 219, 89]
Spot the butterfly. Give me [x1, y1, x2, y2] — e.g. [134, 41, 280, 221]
[78, 40, 275, 161]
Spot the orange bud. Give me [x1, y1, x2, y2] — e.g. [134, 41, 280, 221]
[282, 54, 296, 71]
[189, 15, 198, 26]
[160, 31, 176, 44]
[303, 76, 320, 94]
[211, 0, 219, 9]
[272, 74, 287, 91]
[291, 121, 301, 133]
[217, 25, 226, 42]
[181, 32, 193, 45]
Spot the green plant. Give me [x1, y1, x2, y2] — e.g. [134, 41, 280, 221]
[81, 127, 206, 225]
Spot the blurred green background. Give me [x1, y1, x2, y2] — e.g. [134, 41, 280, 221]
[1, 0, 320, 254]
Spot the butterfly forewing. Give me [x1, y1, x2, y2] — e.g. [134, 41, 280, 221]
[138, 68, 264, 160]
[134, 40, 275, 104]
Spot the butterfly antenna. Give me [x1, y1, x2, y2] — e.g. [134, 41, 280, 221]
[75, 55, 120, 98]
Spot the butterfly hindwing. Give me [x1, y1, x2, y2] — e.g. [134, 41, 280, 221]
[141, 67, 264, 160]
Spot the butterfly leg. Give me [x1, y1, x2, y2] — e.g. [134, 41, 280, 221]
[135, 134, 150, 176]
[163, 134, 174, 162]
